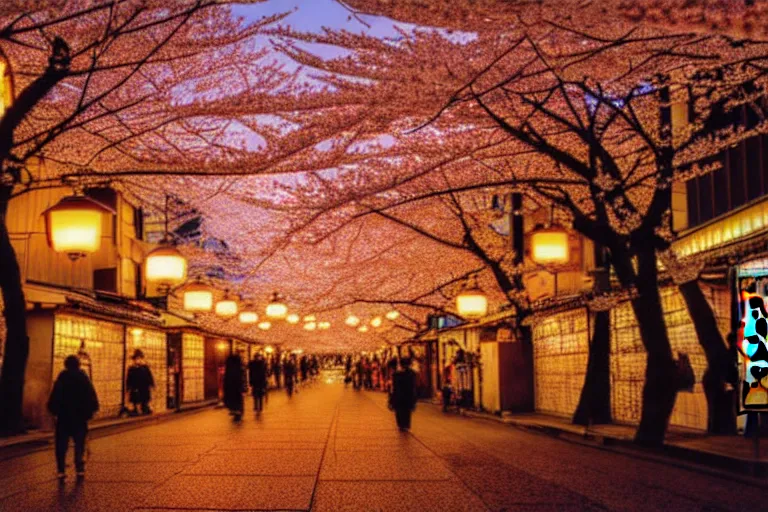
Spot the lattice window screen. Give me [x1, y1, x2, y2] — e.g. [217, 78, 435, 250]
[126, 327, 167, 413]
[533, 308, 590, 417]
[54, 314, 124, 419]
[610, 285, 729, 430]
[182, 333, 205, 403]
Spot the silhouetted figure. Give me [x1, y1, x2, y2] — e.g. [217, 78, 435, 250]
[248, 353, 268, 412]
[224, 351, 245, 420]
[364, 357, 374, 389]
[48, 355, 99, 480]
[126, 349, 155, 415]
[284, 356, 296, 397]
[390, 357, 417, 432]
[300, 355, 309, 382]
[354, 358, 364, 390]
[273, 355, 282, 389]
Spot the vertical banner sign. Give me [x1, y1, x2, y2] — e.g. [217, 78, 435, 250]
[738, 286, 768, 413]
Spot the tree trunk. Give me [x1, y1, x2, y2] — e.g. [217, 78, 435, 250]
[678, 280, 737, 435]
[573, 310, 612, 426]
[612, 247, 677, 447]
[0, 185, 29, 435]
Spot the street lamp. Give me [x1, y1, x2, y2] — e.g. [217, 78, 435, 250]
[145, 243, 187, 291]
[215, 294, 239, 318]
[43, 194, 113, 260]
[456, 275, 488, 319]
[265, 292, 288, 319]
[530, 225, 570, 265]
[239, 311, 258, 324]
[182, 279, 213, 313]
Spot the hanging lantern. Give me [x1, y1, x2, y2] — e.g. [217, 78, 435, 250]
[304, 321, 317, 331]
[258, 321, 272, 330]
[303, 315, 316, 322]
[318, 321, 331, 330]
[265, 292, 288, 319]
[286, 313, 300, 324]
[385, 310, 400, 320]
[264, 345, 274, 354]
[345, 315, 360, 327]
[456, 275, 488, 319]
[43, 194, 113, 260]
[182, 280, 213, 313]
[358, 325, 369, 333]
[215, 294, 239, 317]
[370, 316, 382, 328]
[530, 225, 570, 265]
[145, 244, 187, 290]
[239, 311, 258, 324]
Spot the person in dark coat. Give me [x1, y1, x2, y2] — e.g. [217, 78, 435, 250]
[390, 357, 418, 432]
[48, 355, 99, 479]
[224, 351, 245, 420]
[283, 356, 296, 397]
[248, 352, 268, 412]
[126, 349, 155, 415]
[300, 356, 309, 382]
[272, 355, 282, 389]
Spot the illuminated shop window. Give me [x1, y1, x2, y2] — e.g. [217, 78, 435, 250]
[182, 333, 204, 403]
[54, 314, 124, 419]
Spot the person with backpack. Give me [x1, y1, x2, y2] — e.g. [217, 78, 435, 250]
[48, 355, 99, 480]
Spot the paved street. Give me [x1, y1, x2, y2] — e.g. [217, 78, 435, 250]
[0, 378, 763, 512]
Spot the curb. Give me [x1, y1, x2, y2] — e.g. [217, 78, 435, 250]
[0, 399, 218, 461]
[451, 407, 768, 483]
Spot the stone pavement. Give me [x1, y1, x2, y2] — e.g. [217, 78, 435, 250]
[0, 378, 764, 511]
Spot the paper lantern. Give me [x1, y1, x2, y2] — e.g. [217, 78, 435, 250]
[215, 296, 239, 317]
[43, 195, 112, 260]
[145, 245, 187, 289]
[286, 313, 300, 324]
[345, 315, 360, 327]
[239, 311, 258, 324]
[530, 226, 569, 265]
[456, 277, 487, 319]
[183, 281, 213, 312]
[266, 292, 288, 319]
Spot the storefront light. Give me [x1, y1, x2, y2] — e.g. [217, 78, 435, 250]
[43, 194, 113, 260]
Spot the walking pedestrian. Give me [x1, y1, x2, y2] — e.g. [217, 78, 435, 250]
[284, 355, 296, 397]
[273, 355, 282, 389]
[248, 352, 268, 413]
[224, 350, 245, 420]
[442, 363, 454, 413]
[389, 357, 417, 432]
[48, 355, 99, 480]
[126, 349, 155, 415]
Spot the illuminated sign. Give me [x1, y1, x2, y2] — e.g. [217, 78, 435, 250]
[738, 291, 768, 411]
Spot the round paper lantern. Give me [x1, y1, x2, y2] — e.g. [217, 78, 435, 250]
[43, 194, 113, 260]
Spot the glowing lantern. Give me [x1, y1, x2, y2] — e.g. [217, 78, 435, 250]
[345, 315, 360, 327]
[303, 315, 316, 322]
[239, 311, 258, 324]
[358, 325, 369, 333]
[266, 292, 288, 319]
[386, 310, 400, 320]
[286, 313, 300, 324]
[318, 321, 331, 330]
[183, 280, 213, 312]
[304, 321, 317, 331]
[145, 245, 187, 290]
[264, 345, 274, 354]
[456, 276, 488, 319]
[216, 341, 229, 352]
[43, 194, 113, 260]
[371, 316, 382, 328]
[215, 295, 239, 317]
[258, 321, 272, 330]
[530, 226, 569, 265]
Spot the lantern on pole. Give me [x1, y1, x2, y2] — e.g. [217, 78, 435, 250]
[43, 194, 114, 260]
[530, 225, 570, 265]
[182, 279, 214, 313]
[456, 275, 488, 319]
[265, 292, 288, 319]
